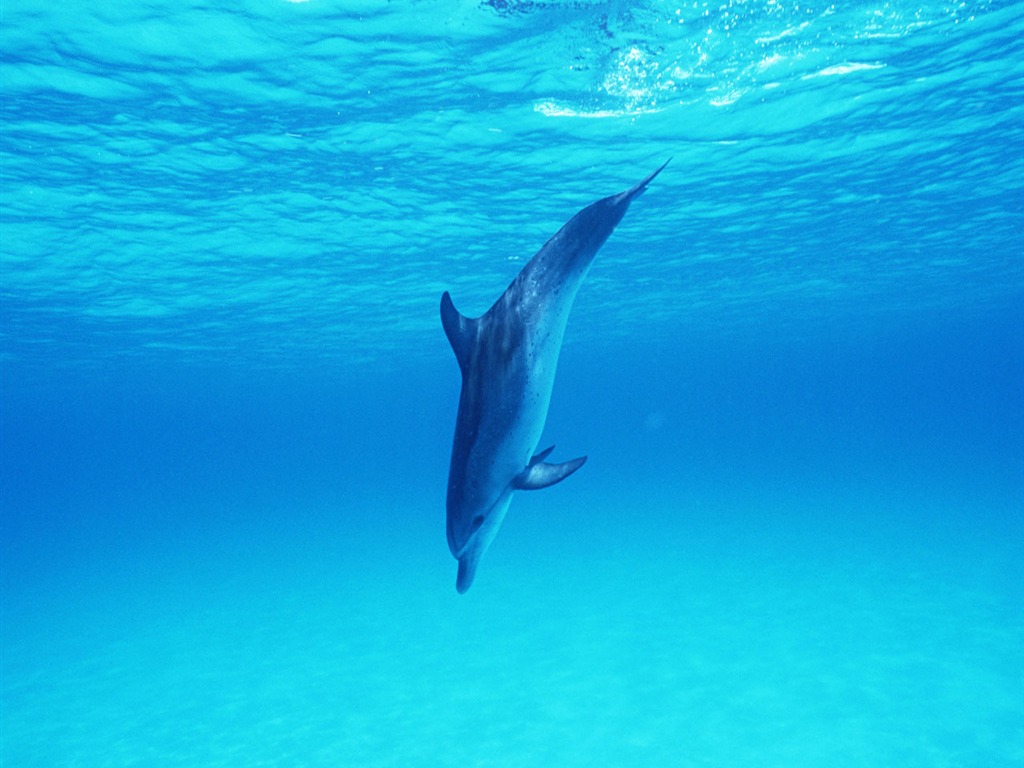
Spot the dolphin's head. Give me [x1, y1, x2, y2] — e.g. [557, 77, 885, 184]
[447, 490, 514, 593]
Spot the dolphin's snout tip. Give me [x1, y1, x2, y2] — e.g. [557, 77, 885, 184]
[456, 556, 476, 594]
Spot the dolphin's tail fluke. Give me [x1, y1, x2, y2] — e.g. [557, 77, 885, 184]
[621, 158, 671, 202]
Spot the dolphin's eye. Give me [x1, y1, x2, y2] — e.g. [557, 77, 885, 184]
[470, 515, 485, 533]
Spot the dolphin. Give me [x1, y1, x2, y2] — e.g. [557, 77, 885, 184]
[440, 161, 668, 593]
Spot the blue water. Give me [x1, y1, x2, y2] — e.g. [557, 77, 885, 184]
[2, 0, 1023, 764]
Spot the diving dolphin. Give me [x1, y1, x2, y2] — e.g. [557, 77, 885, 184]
[441, 161, 668, 593]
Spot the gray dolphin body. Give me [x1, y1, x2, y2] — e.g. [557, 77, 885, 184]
[441, 161, 668, 592]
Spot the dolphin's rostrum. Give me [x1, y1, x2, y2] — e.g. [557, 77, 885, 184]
[441, 161, 668, 592]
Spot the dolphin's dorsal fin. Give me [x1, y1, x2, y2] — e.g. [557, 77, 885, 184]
[513, 454, 587, 491]
[440, 291, 476, 370]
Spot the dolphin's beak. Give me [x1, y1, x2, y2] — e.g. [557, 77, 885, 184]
[456, 553, 480, 593]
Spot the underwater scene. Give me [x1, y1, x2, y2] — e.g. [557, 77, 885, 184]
[2, 0, 1022, 765]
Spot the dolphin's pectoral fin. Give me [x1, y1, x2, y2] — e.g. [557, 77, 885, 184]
[513, 455, 587, 491]
[441, 291, 478, 371]
[529, 445, 556, 465]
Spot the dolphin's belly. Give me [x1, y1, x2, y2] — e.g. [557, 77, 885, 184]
[446, 316, 566, 522]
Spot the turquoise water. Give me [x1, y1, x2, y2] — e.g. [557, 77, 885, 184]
[2, 0, 1023, 765]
